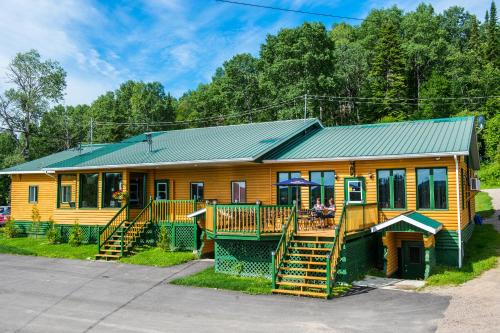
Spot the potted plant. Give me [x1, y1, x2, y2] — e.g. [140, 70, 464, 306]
[112, 189, 129, 206]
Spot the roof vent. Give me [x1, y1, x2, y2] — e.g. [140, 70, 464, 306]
[144, 133, 153, 152]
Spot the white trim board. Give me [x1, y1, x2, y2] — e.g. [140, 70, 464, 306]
[370, 215, 442, 234]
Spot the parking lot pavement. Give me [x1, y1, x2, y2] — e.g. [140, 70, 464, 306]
[0, 254, 450, 333]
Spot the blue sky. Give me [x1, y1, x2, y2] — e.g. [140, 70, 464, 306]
[0, 0, 492, 105]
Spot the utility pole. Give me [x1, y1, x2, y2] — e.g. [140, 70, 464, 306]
[90, 117, 93, 145]
[304, 93, 308, 120]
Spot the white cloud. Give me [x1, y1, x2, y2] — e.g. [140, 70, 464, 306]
[0, 0, 123, 105]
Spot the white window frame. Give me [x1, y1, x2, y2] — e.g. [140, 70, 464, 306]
[61, 185, 72, 203]
[347, 180, 363, 203]
[231, 181, 246, 203]
[156, 181, 168, 200]
[29, 185, 38, 203]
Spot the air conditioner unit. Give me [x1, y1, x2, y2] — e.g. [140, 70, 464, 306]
[470, 178, 480, 191]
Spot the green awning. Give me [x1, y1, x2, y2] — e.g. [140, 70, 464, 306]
[371, 211, 443, 235]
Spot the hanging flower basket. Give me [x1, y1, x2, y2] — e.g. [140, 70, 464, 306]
[112, 189, 129, 201]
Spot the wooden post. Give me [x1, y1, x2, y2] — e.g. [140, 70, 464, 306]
[326, 254, 331, 297]
[271, 251, 276, 289]
[256, 203, 261, 239]
[120, 228, 124, 257]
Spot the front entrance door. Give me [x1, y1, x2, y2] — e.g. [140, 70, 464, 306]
[401, 241, 425, 279]
[129, 173, 147, 209]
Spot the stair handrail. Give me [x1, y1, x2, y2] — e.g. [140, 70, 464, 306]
[271, 205, 297, 289]
[120, 198, 153, 256]
[325, 202, 348, 296]
[98, 201, 129, 251]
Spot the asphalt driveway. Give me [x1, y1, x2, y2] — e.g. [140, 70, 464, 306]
[0, 254, 450, 333]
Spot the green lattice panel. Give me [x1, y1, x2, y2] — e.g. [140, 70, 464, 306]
[13, 222, 100, 244]
[172, 225, 195, 250]
[215, 240, 277, 278]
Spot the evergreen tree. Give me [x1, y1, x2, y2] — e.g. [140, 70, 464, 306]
[369, 20, 407, 121]
[485, 1, 499, 65]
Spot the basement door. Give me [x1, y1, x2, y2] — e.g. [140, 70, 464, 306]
[401, 241, 425, 279]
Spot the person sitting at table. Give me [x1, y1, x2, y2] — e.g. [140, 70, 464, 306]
[313, 197, 326, 228]
[323, 198, 336, 224]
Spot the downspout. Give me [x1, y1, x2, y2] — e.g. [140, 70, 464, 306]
[454, 155, 462, 268]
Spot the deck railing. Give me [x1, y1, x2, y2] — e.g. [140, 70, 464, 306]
[209, 204, 294, 239]
[345, 202, 378, 233]
[98, 202, 129, 251]
[120, 198, 153, 256]
[271, 206, 297, 289]
[153, 200, 197, 223]
[325, 202, 348, 295]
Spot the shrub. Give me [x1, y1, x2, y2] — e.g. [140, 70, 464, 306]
[30, 205, 42, 238]
[68, 221, 84, 247]
[46, 218, 60, 244]
[157, 226, 171, 251]
[478, 162, 500, 187]
[4, 218, 18, 238]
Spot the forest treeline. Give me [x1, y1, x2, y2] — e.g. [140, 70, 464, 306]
[0, 2, 499, 203]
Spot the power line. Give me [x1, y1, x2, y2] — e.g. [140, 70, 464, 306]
[215, 0, 367, 21]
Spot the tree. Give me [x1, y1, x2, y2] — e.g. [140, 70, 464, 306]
[259, 22, 335, 119]
[0, 50, 66, 158]
[485, 1, 499, 65]
[368, 19, 408, 121]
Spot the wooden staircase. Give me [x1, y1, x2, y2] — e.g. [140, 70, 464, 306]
[273, 236, 334, 298]
[272, 203, 348, 298]
[95, 199, 153, 261]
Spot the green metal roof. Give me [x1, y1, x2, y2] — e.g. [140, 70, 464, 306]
[43, 118, 320, 170]
[0, 116, 479, 174]
[0, 144, 109, 174]
[371, 211, 443, 234]
[264, 117, 478, 167]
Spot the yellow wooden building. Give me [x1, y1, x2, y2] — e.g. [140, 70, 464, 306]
[1, 117, 480, 298]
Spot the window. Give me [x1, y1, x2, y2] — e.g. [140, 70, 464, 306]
[346, 179, 363, 203]
[190, 182, 204, 201]
[417, 168, 447, 210]
[79, 173, 98, 208]
[155, 180, 168, 200]
[277, 172, 301, 206]
[61, 186, 72, 203]
[309, 171, 335, 207]
[377, 169, 406, 209]
[231, 181, 246, 203]
[28, 186, 38, 203]
[58, 174, 76, 208]
[408, 246, 422, 264]
[103, 173, 122, 208]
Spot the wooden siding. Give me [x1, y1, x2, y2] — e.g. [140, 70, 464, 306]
[11, 174, 56, 222]
[10, 157, 470, 229]
[383, 232, 423, 277]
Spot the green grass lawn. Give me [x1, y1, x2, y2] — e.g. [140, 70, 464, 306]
[0, 233, 96, 259]
[171, 267, 351, 296]
[119, 246, 196, 267]
[426, 224, 500, 286]
[476, 191, 495, 218]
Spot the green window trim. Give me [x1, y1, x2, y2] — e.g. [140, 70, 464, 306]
[376, 169, 406, 210]
[416, 167, 448, 210]
[309, 170, 335, 208]
[28, 185, 38, 203]
[57, 174, 77, 208]
[101, 172, 123, 208]
[277, 171, 301, 206]
[344, 177, 366, 204]
[79, 173, 99, 208]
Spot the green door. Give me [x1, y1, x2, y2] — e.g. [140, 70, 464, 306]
[402, 241, 425, 279]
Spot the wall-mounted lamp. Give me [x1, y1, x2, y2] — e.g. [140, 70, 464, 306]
[368, 171, 374, 180]
[435, 157, 441, 161]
